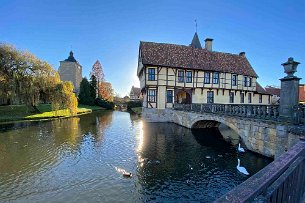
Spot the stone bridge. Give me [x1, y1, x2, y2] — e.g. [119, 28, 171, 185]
[142, 104, 305, 158]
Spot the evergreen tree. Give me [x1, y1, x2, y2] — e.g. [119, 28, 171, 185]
[78, 77, 93, 105]
[90, 75, 97, 101]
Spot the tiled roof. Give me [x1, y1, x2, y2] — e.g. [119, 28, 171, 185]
[131, 86, 141, 96]
[265, 86, 281, 96]
[300, 85, 305, 102]
[139, 41, 258, 77]
[256, 82, 269, 94]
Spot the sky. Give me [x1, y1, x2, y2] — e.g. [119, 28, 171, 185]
[1, 0, 305, 96]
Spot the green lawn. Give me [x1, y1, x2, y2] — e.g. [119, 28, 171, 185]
[0, 104, 104, 123]
[130, 107, 142, 115]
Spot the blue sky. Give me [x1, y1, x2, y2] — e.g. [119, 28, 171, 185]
[1, 0, 304, 96]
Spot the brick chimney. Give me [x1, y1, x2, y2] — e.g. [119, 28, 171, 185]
[204, 38, 213, 51]
[239, 52, 246, 56]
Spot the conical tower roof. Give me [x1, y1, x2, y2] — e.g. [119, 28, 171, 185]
[190, 32, 202, 49]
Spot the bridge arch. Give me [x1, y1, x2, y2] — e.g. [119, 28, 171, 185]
[189, 116, 240, 136]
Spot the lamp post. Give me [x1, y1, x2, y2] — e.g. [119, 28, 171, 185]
[279, 57, 301, 121]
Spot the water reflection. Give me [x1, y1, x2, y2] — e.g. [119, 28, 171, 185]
[0, 111, 271, 203]
[137, 122, 272, 202]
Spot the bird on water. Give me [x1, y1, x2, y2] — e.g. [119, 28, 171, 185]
[236, 158, 249, 176]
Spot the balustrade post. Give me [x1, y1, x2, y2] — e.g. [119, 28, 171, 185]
[243, 106, 247, 116]
[273, 106, 278, 120]
[262, 106, 266, 118]
[266, 106, 271, 119]
[257, 106, 261, 118]
[247, 105, 252, 117]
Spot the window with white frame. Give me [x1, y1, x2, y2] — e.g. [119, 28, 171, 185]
[178, 70, 184, 83]
[147, 89, 156, 102]
[186, 71, 192, 83]
[204, 72, 211, 84]
[148, 68, 155, 81]
[213, 72, 219, 84]
[207, 91, 214, 103]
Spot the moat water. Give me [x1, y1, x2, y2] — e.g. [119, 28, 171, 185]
[0, 111, 272, 202]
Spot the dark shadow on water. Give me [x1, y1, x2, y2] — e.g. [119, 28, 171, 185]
[192, 127, 235, 152]
[137, 122, 273, 202]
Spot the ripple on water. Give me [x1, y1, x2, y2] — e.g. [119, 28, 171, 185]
[0, 111, 272, 202]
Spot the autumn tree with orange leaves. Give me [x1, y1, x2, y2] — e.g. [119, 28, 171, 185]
[99, 82, 114, 102]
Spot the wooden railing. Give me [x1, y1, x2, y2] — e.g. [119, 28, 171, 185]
[215, 137, 305, 203]
[174, 103, 280, 121]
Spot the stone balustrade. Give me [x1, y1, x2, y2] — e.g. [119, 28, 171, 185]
[174, 103, 280, 121]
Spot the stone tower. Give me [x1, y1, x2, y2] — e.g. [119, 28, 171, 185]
[58, 51, 82, 94]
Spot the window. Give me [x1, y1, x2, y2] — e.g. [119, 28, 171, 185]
[232, 75, 237, 86]
[148, 68, 155, 81]
[243, 76, 252, 87]
[248, 93, 252, 103]
[259, 94, 262, 103]
[186, 71, 192, 83]
[167, 90, 173, 103]
[204, 72, 211, 84]
[178, 70, 184, 83]
[268, 96, 271, 104]
[243, 76, 247, 87]
[240, 93, 244, 103]
[213, 72, 219, 84]
[147, 89, 156, 102]
[229, 92, 234, 103]
[207, 91, 214, 103]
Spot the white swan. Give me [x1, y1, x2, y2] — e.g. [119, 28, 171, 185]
[237, 159, 249, 175]
[238, 143, 245, 153]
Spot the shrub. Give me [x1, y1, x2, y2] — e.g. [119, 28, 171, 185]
[95, 98, 114, 110]
[127, 101, 142, 110]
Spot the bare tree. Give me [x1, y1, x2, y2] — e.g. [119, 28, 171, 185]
[90, 60, 105, 97]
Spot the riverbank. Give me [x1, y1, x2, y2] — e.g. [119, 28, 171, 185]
[130, 107, 142, 115]
[0, 104, 105, 123]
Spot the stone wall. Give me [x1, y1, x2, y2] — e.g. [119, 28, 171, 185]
[58, 61, 82, 93]
[142, 107, 301, 158]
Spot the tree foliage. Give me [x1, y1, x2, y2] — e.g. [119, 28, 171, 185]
[0, 43, 77, 115]
[51, 81, 78, 115]
[78, 77, 94, 105]
[99, 82, 114, 102]
[89, 74, 97, 100]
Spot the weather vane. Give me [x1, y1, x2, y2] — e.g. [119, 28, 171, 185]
[195, 19, 197, 32]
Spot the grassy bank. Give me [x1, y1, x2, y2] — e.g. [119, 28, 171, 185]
[130, 107, 142, 115]
[0, 104, 104, 123]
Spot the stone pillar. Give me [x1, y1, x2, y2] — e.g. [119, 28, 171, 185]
[279, 57, 301, 121]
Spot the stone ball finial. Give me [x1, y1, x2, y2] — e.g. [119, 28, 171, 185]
[281, 57, 300, 77]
